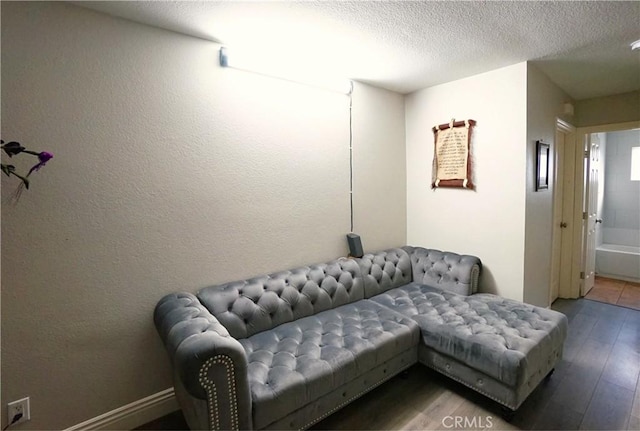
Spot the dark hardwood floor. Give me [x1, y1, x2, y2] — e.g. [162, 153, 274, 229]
[138, 298, 640, 430]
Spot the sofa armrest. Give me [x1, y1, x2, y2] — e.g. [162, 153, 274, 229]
[154, 293, 252, 430]
[403, 246, 482, 295]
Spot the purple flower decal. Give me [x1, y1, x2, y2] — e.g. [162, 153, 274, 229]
[27, 151, 54, 176]
[1, 140, 53, 202]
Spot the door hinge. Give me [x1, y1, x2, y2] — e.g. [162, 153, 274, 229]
[580, 271, 585, 279]
[583, 212, 587, 220]
[584, 150, 589, 157]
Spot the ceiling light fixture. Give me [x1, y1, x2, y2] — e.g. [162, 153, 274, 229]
[219, 47, 353, 95]
[631, 39, 640, 51]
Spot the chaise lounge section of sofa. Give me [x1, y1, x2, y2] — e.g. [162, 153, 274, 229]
[154, 246, 567, 430]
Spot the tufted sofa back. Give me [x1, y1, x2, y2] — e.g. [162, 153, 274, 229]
[196, 258, 363, 339]
[402, 246, 481, 295]
[357, 248, 413, 298]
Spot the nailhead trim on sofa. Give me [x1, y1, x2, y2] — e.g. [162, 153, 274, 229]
[199, 355, 238, 431]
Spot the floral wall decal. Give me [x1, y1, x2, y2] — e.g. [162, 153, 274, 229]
[1, 139, 53, 201]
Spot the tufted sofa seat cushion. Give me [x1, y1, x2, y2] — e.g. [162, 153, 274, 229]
[370, 283, 567, 388]
[197, 258, 363, 339]
[238, 300, 419, 429]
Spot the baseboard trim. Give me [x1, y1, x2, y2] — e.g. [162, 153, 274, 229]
[63, 388, 178, 431]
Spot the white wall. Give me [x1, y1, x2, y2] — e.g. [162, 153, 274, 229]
[352, 82, 407, 252]
[0, 2, 406, 429]
[406, 63, 528, 299]
[523, 63, 573, 307]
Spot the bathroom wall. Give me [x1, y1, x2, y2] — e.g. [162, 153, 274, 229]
[602, 129, 640, 247]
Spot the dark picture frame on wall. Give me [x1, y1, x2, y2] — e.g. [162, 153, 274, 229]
[536, 140, 550, 191]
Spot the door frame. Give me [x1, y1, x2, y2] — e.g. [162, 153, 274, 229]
[569, 120, 640, 298]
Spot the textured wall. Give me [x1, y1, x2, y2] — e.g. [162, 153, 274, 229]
[0, 2, 405, 429]
[351, 82, 407, 253]
[602, 129, 640, 247]
[575, 90, 640, 127]
[405, 63, 528, 300]
[523, 63, 573, 307]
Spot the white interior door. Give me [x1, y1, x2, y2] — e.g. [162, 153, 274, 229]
[552, 120, 577, 300]
[582, 134, 600, 295]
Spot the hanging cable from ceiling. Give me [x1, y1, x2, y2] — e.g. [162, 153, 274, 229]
[349, 82, 354, 233]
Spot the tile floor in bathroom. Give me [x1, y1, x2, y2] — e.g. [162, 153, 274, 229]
[586, 276, 640, 311]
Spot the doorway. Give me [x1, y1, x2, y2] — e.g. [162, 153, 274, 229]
[590, 128, 640, 283]
[560, 120, 640, 300]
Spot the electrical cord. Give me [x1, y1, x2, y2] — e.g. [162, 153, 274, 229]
[2, 413, 23, 431]
[349, 82, 354, 233]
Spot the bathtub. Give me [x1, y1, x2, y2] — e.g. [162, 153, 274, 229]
[596, 243, 640, 282]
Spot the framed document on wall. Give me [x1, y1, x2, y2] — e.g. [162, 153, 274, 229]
[431, 119, 476, 190]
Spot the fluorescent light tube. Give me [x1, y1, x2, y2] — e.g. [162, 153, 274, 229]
[219, 47, 353, 95]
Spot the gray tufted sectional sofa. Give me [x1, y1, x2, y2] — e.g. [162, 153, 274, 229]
[154, 246, 567, 430]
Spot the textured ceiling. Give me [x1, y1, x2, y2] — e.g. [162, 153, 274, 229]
[72, 1, 640, 100]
